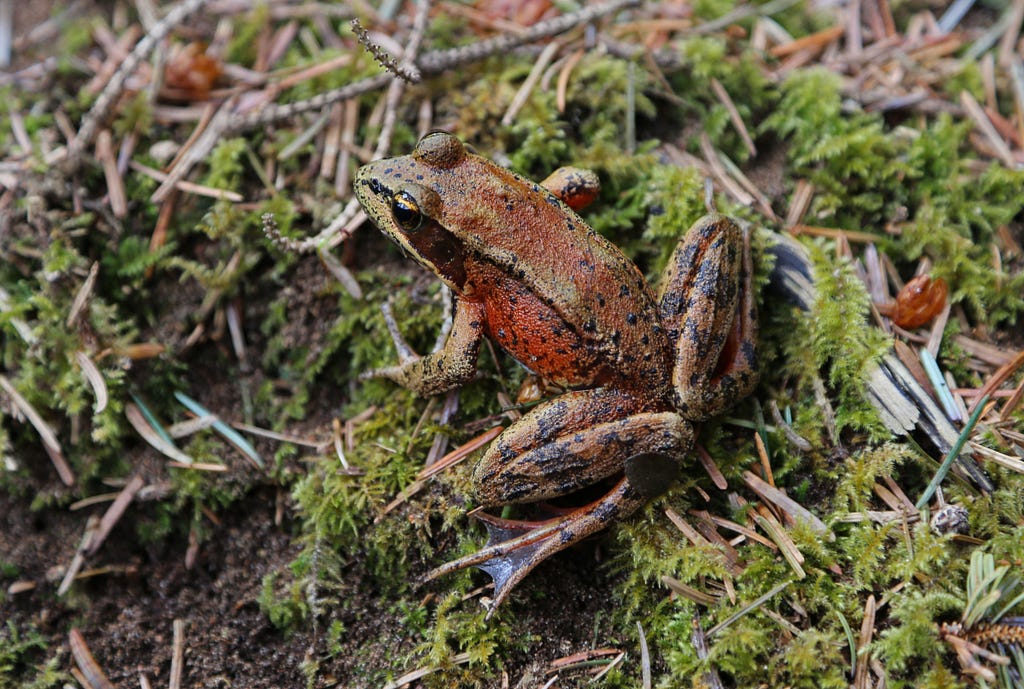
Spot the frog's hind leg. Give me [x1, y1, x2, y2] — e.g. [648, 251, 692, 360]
[424, 388, 693, 614]
[658, 214, 759, 421]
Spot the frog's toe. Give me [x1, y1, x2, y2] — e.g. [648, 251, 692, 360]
[421, 510, 563, 616]
[423, 477, 648, 616]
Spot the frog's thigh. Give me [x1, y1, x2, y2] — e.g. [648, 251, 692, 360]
[473, 389, 692, 506]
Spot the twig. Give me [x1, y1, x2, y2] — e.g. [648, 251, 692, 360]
[710, 78, 756, 156]
[352, 18, 420, 83]
[227, 0, 639, 133]
[129, 159, 242, 202]
[57, 516, 99, 596]
[85, 474, 145, 556]
[371, 0, 433, 162]
[170, 619, 186, 689]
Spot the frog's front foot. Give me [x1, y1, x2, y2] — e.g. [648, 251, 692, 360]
[423, 476, 647, 617]
[360, 298, 486, 397]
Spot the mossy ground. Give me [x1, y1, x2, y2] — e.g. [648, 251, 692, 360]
[1, 2, 1023, 688]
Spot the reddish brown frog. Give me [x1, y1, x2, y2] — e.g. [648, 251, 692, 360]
[354, 132, 758, 613]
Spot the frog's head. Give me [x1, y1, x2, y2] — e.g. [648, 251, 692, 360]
[354, 132, 471, 289]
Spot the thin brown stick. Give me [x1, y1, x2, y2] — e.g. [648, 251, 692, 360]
[86, 474, 145, 556]
[68, 629, 116, 689]
[96, 130, 127, 217]
[170, 619, 186, 689]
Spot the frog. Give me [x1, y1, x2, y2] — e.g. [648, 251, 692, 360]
[353, 131, 758, 614]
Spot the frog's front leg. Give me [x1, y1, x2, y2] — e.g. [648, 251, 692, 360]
[425, 388, 693, 612]
[364, 298, 485, 397]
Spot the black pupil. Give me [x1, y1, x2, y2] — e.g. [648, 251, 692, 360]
[392, 194, 421, 230]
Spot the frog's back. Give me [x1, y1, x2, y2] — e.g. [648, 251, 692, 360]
[438, 152, 672, 393]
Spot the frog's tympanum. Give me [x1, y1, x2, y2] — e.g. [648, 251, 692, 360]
[354, 132, 758, 613]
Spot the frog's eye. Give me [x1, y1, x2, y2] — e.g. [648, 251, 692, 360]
[391, 191, 423, 232]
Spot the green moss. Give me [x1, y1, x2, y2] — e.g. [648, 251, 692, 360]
[0, 622, 69, 689]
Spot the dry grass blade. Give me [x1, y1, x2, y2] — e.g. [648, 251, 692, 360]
[66, 261, 99, 327]
[665, 507, 711, 547]
[547, 647, 621, 673]
[95, 129, 126, 217]
[68, 628, 116, 689]
[969, 350, 1024, 413]
[770, 25, 844, 57]
[997, 0, 1024, 66]
[380, 651, 471, 689]
[960, 90, 1017, 167]
[125, 402, 195, 465]
[754, 432, 774, 486]
[696, 444, 728, 489]
[75, 351, 108, 414]
[502, 40, 560, 125]
[418, 425, 504, 480]
[790, 224, 882, 243]
[699, 133, 754, 207]
[999, 375, 1024, 421]
[662, 575, 719, 605]
[690, 509, 778, 550]
[969, 442, 1024, 474]
[691, 613, 725, 689]
[0, 373, 73, 485]
[743, 471, 828, 535]
[637, 621, 652, 689]
[129, 160, 242, 201]
[707, 580, 792, 638]
[710, 78, 756, 156]
[754, 512, 806, 578]
[853, 595, 876, 688]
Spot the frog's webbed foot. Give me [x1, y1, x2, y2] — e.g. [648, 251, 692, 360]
[423, 477, 647, 617]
